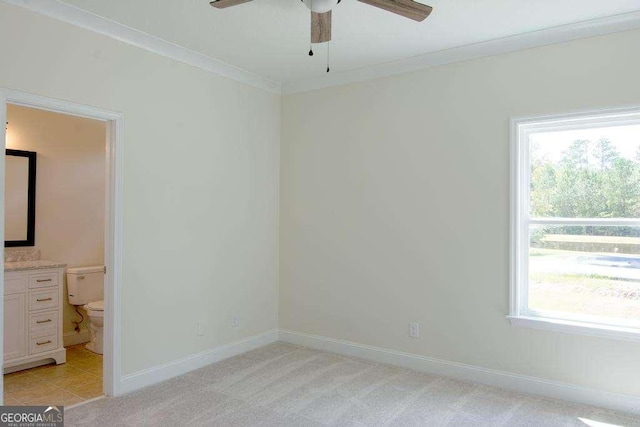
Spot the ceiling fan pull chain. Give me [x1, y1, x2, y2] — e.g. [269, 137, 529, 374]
[309, 0, 314, 56]
[326, 41, 330, 73]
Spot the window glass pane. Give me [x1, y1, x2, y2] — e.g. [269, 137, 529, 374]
[529, 124, 640, 218]
[528, 225, 640, 324]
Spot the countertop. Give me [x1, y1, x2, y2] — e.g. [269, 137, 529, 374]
[4, 260, 67, 272]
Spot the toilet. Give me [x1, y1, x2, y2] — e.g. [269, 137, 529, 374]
[67, 266, 104, 354]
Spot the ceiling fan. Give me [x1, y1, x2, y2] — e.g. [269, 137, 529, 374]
[209, 0, 433, 72]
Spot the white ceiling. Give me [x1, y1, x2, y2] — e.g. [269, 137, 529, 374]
[59, 0, 640, 85]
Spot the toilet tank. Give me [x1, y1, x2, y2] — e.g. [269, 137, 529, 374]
[67, 266, 104, 305]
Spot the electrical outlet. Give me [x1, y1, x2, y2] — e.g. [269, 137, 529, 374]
[231, 316, 239, 328]
[409, 322, 419, 338]
[197, 321, 205, 337]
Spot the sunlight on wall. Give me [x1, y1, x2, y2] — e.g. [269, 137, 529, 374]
[578, 417, 622, 427]
[5, 122, 26, 150]
[5, 122, 13, 148]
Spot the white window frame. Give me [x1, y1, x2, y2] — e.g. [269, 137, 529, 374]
[509, 106, 640, 342]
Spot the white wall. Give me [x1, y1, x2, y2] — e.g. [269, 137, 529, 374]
[280, 28, 640, 397]
[0, 3, 280, 376]
[6, 104, 106, 335]
[4, 0, 639, 401]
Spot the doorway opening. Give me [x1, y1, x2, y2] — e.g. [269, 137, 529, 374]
[0, 90, 123, 405]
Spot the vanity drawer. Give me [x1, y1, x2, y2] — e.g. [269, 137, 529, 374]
[29, 333, 58, 355]
[29, 310, 58, 335]
[29, 289, 59, 311]
[4, 273, 28, 295]
[29, 272, 59, 289]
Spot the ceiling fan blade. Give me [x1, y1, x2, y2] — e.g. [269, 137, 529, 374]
[209, 0, 254, 9]
[357, 0, 432, 22]
[311, 10, 332, 43]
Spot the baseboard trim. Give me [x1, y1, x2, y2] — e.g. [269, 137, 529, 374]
[119, 329, 279, 395]
[115, 328, 639, 414]
[63, 328, 91, 347]
[279, 329, 640, 415]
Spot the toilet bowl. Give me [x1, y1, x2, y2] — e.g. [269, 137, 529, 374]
[83, 300, 104, 354]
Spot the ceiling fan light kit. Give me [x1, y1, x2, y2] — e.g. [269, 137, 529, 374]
[302, 0, 340, 13]
[210, 0, 433, 73]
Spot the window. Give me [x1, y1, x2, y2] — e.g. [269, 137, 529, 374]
[510, 108, 640, 340]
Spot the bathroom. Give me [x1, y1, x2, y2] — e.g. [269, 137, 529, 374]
[3, 104, 107, 406]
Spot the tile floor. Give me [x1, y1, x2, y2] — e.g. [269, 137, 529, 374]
[3, 344, 103, 406]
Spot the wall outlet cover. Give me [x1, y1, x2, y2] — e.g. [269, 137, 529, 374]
[409, 322, 419, 338]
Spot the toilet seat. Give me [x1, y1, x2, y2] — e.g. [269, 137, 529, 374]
[84, 300, 104, 319]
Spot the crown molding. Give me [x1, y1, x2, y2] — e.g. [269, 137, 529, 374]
[3, 0, 282, 94]
[6, 1, 640, 96]
[282, 10, 640, 94]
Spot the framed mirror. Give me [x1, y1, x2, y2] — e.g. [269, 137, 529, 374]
[5, 149, 37, 247]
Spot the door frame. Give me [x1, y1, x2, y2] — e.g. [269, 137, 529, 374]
[0, 88, 124, 399]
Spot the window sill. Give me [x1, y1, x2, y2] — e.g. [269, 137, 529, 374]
[507, 315, 640, 342]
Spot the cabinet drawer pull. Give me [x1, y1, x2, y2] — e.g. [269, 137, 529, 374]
[36, 340, 52, 346]
[36, 279, 52, 283]
[36, 319, 52, 324]
[36, 297, 53, 302]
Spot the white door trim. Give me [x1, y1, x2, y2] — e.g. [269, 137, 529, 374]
[0, 99, 6, 405]
[0, 88, 124, 398]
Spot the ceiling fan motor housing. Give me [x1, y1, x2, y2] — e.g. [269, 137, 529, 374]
[302, 0, 340, 14]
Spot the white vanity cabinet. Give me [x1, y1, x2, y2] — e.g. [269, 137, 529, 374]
[3, 267, 66, 372]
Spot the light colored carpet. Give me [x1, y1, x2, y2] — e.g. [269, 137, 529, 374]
[66, 342, 639, 426]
